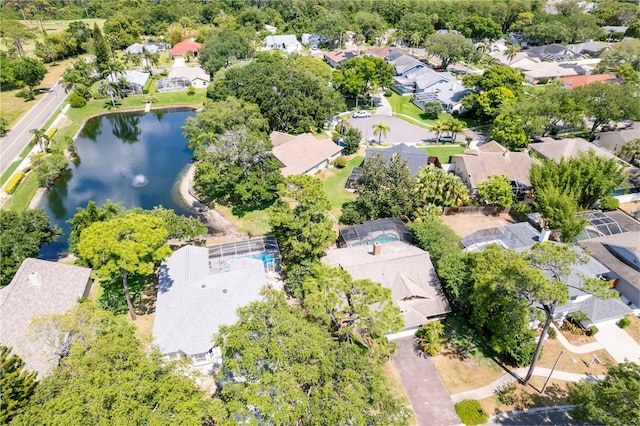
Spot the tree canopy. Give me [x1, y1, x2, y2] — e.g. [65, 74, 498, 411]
[198, 28, 253, 75]
[213, 292, 408, 425]
[425, 32, 474, 70]
[477, 175, 514, 206]
[568, 362, 640, 426]
[0, 209, 62, 287]
[332, 56, 394, 104]
[0, 346, 37, 424]
[414, 165, 470, 209]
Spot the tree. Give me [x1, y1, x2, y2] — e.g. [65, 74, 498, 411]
[533, 184, 586, 242]
[0, 117, 8, 137]
[425, 32, 474, 70]
[463, 64, 526, 97]
[342, 126, 362, 155]
[300, 264, 403, 357]
[423, 101, 443, 119]
[345, 153, 415, 222]
[465, 86, 517, 117]
[414, 166, 469, 208]
[372, 121, 390, 144]
[353, 11, 386, 44]
[29, 127, 49, 152]
[91, 23, 111, 73]
[416, 320, 445, 355]
[446, 118, 465, 142]
[598, 38, 640, 75]
[192, 128, 283, 210]
[1, 20, 36, 55]
[0, 346, 37, 423]
[491, 114, 529, 151]
[30, 151, 69, 188]
[76, 213, 172, 320]
[332, 56, 394, 107]
[0, 209, 62, 287]
[477, 175, 514, 206]
[573, 82, 640, 135]
[268, 175, 334, 266]
[505, 43, 521, 65]
[530, 151, 626, 209]
[433, 119, 447, 142]
[131, 206, 207, 242]
[198, 29, 252, 75]
[13, 303, 221, 425]
[314, 10, 349, 48]
[617, 138, 640, 166]
[568, 362, 640, 426]
[396, 13, 435, 47]
[522, 243, 613, 384]
[67, 200, 125, 255]
[456, 16, 503, 42]
[13, 57, 47, 92]
[213, 292, 408, 425]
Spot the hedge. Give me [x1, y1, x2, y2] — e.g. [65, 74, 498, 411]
[618, 317, 630, 329]
[46, 127, 58, 139]
[588, 325, 599, 336]
[3, 171, 25, 195]
[455, 399, 488, 426]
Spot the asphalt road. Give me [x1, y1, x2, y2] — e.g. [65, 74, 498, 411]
[0, 83, 68, 176]
[488, 406, 581, 425]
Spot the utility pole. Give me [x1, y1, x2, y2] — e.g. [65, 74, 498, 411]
[541, 350, 564, 394]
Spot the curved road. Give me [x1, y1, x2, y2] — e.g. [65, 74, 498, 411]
[0, 83, 68, 176]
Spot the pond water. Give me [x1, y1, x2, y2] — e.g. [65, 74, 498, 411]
[39, 108, 196, 259]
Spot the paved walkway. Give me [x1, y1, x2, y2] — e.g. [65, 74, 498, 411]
[551, 324, 604, 354]
[392, 337, 461, 426]
[594, 322, 640, 363]
[450, 368, 604, 403]
[374, 91, 392, 116]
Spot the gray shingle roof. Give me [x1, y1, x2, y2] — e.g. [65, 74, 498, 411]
[153, 246, 266, 357]
[532, 138, 617, 163]
[561, 293, 632, 324]
[365, 143, 432, 175]
[0, 259, 92, 378]
[323, 241, 451, 329]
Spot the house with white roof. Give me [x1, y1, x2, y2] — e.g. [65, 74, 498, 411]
[153, 241, 274, 367]
[107, 70, 150, 94]
[263, 34, 301, 53]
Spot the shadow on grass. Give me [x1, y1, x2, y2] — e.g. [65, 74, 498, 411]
[231, 199, 275, 218]
[98, 272, 157, 316]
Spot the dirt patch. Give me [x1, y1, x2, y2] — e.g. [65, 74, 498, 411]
[623, 314, 640, 344]
[440, 213, 517, 238]
[480, 377, 570, 416]
[619, 201, 640, 215]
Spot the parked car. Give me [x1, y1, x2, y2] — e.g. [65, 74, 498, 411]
[439, 135, 453, 142]
[352, 110, 371, 118]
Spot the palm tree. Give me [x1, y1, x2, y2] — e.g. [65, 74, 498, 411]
[505, 43, 521, 65]
[372, 122, 390, 144]
[30, 128, 49, 152]
[100, 60, 124, 107]
[617, 138, 640, 166]
[447, 118, 465, 143]
[411, 31, 422, 53]
[433, 120, 446, 142]
[416, 320, 445, 355]
[122, 51, 135, 69]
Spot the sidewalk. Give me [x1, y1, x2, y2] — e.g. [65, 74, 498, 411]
[594, 322, 640, 363]
[551, 324, 604, 354]
[450, 367, 604, 403]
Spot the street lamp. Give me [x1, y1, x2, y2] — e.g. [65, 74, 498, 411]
[52, 83, 64, 115]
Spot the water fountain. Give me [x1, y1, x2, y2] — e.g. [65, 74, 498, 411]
[131, 174, 149, 188]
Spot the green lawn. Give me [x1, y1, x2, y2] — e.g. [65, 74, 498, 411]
[215, 205, 271, 237]
[387, 93, 441, 129]
[2, 172, 40, 211]
[322, 156, 363, 214]
[419, 145, 466, 163]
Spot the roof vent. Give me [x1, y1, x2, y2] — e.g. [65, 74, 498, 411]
[222, 289, 228, 293]
[201, 284, 206, 288]
[28, 272, 42, 286]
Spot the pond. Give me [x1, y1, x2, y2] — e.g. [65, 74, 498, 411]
[39, 108, 196, 259]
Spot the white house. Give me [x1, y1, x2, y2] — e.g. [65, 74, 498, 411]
[263, 34, 301, 53]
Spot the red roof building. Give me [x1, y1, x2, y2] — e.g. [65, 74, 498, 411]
[170, 39, 201, 58]
[558, 74, 615, 90]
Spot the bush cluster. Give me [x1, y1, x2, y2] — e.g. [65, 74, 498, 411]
[68, 92, 87, 108]
[618, 317, 631, 329]
[455, 399, 488, 426]
[3, 171, 25, 195]
[332, 156, 348, 168]
[600, 196, 619, 211]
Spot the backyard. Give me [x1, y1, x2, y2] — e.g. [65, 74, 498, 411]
[418, 144, 466, 163]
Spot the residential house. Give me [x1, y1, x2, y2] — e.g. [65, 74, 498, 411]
[558, 74, 616, 90]
[365, 143, 441, 175]
[525, 43, 586, 62]
[301, 33, 324, 47]
[323, 50, 359, 68]
[157, 67, 210, 92]
[170, 39, 201, 59]
[124, 42, 168, 55]
[566, 41, 610, 57]
[366, 46, 407, 62]
[521, 62, 584, 84]
[450, 141, 536, 194]
[435, 29, 460, 35]
[595, 126, 640, 154]
[531, 137, 618, 162]
[462, 223, 633, 326]
[390, 54, 425, 78]
[580, 232, 640, 309]
[107, 70, 150, 95]
[263, 34, 301, 53]
[324, 239, 451, 334]
[337, 217, 412, 248]
[153, 240, 276, 367]
[0, 259, 92, 377]
[270, 132, 343, 176]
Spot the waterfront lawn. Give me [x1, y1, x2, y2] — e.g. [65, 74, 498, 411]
[215, 205, 271, 237]
[320, 155, 363, 215]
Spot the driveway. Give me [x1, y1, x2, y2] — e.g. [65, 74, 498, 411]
[347, 115, 435, 143]
[392, 337, 461, 426]
[594, 321, 640, 363]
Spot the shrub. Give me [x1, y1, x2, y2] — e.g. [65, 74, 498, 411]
[455, 400, 488, 426]
[187, 85, 196, 96]
[332, 156, 348, 168]
[618, 317, 631, 329]
[423, 101, 443, 119]
[600, 196, 619, 211]
[384, 89, 392, 97]
[538, 77, 550, 84]
[547, 327, 557, 339]
[45, 127, 58, 140]
[68, 91, 87, 108]
[588, 325, 599, 336]
[497, 382, 518, 405]
[3, 171, 25, 195]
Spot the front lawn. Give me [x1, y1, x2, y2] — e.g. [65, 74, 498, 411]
[318, 155, 363, 216]
[419, 145, 466, 163]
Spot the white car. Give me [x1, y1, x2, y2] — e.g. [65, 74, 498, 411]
[352, 110, 371, 118]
